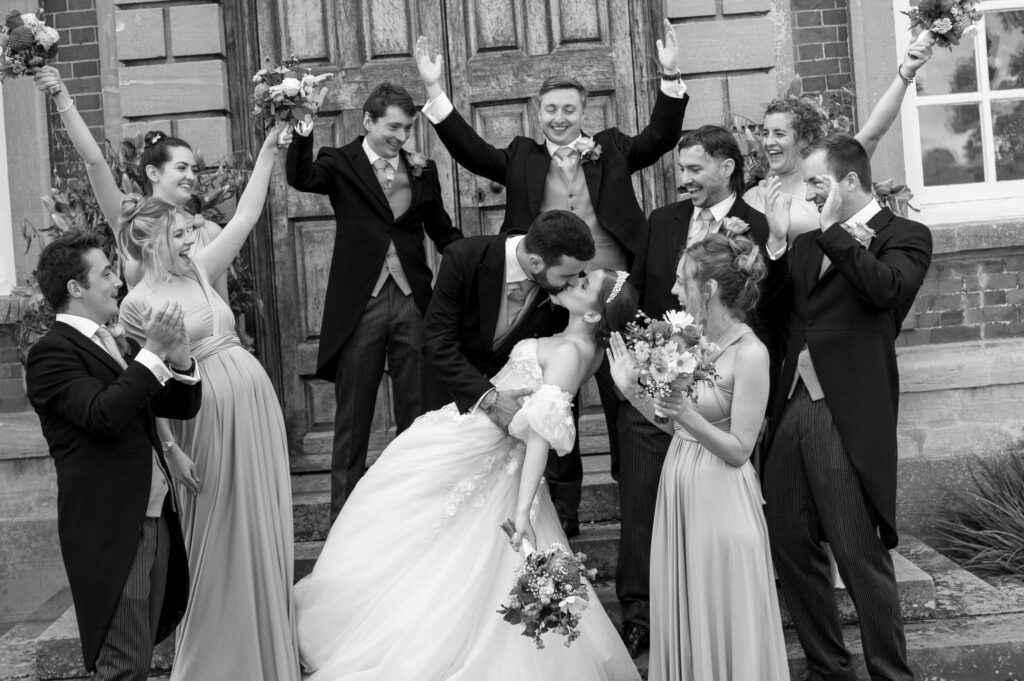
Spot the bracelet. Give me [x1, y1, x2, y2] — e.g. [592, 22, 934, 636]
[161, 441, 176, 453]
[660, 72, 684, 82]
[897, 65, 914, 86]
[55, 98, 75, 114]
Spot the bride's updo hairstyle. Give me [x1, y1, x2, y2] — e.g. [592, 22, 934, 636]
[683, 233, 766, 321]
[139, 130, 193, 195]
[594, 270, 639, 345]
[118, 195, 179, 277]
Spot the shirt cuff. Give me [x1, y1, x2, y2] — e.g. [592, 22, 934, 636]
[471, 387, 496, 414]
[134, 349, 173, 386]
[767, 242, 788, 260]
[659, 80, 688, 99]
[168, 360, 201, 385]
[422, 92, 454, 125]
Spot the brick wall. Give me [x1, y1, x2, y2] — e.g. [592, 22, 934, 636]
[899, 249, 1024, 346]
[43, 0, 105, 160]
[790, 0, 854, 98]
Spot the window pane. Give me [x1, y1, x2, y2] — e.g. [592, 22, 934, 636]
[914, 28, 977, 95]
[919, 104, 984, 186]
[987, 11, 1024, 91]
[993, 99, 1024, 181]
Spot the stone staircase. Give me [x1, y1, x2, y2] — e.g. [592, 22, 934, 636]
[5, 417, 1024, 680]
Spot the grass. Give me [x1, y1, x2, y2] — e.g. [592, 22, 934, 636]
[930, 439, 1024, 577]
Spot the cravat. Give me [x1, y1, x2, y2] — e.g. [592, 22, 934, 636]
[553, 147, 579, 182]
[687, 208, 716, 247]
[506, 280, 536, 327]
[94, 326, 127, 370]
[372, 158, 395, 195]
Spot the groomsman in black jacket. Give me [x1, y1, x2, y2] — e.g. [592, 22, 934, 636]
[414, 20, 688, 538]
[25, 233, 202, 680]
[624, 125, 769, 657]
[760, 135, 932, 681]
[286, 83, 462, 520]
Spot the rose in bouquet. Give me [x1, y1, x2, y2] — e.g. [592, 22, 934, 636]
[903, 0, 981, 49]
[0, 9, 59, 82]
[497, 519, 597, 649]
[622, 310, 718, 424]
[251, 55, 333, 141]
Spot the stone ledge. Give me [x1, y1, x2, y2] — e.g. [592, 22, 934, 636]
[930, 217, 1024, 255]
[0, 412, 47, 462]
[898, 336, 1024, 392]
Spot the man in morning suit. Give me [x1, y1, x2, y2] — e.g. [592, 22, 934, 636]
[286, 83, 462, 520]
[414, 20, 688, 537]
[760, 134, 932, 681]
[25, 232, 202, 680]
[424, 210, 594, 432]
[624, 125, 769, 657]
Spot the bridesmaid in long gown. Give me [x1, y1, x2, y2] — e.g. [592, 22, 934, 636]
[116, 123, 301, 681]
[609, 233, 788, 681]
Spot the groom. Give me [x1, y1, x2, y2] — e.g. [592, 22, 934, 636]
[424, 210, 594, 427]
[25, 232, 202, 680]
[760, 135, 932, 681]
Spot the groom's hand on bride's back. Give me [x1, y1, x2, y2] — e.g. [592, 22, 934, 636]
[488, 388, 531, 430]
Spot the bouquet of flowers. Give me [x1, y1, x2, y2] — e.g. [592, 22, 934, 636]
[0, 9, 59, 82]
[251, 55, 333, 139]
[903, 0, 981, 49]
[622, 310, 718, 424]
[497, 519, 596, 649]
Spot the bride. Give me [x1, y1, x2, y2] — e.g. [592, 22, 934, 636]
[295, 268, 640, 680]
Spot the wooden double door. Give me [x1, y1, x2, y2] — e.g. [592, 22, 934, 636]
[253, 0, 673, 467]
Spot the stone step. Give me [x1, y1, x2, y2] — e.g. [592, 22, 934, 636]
[291, 453, 620, 543]
[0, 587, 71, 681]
[296, 526, 937, 627]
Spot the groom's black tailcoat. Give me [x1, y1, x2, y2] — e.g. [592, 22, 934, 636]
[424, 234, 567, 412]
[25, 323, 201, 670]
[760, 207, 932, 547]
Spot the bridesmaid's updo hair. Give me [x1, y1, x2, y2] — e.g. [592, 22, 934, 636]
[594, 270, 639, 346]
[683, 233, 766, 320]
[763, 97, 829, 156]
[139, 130, 193, 195]
[118, 195, 179, 277]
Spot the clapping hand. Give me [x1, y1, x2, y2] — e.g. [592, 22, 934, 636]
[904, 30, 935, 78]
[764, 175, 793, 249]
[415, 36, 443, 88]
[656, 19, 680, 74]
[144, 301, 185, 361]
[606, 332, 638, 394]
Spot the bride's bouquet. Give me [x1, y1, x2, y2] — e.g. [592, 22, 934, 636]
[251, 55, 333, 139]
[497, 519, 596, 649]
[903, 0, 981, 48]
[622, 310, 718, 424]
[0, 9, 59, 82]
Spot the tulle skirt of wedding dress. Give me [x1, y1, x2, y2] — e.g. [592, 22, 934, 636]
[294, 404, 639, 681]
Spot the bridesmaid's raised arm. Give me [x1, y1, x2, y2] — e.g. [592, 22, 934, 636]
[34, 66, 126, 231]
[194, 123, 290, 283]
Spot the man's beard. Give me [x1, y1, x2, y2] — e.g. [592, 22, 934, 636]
[533, 267, 568, 295]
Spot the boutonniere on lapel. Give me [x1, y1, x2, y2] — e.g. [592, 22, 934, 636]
[107, 323, 130, 358]
[845, 221, 876, 248]
[406, 151, 429, 178]
[719, 217, 750, 237]
[573, 136, 602, 163]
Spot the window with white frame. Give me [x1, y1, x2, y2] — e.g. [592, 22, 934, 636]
[895, 0, 1024, 214]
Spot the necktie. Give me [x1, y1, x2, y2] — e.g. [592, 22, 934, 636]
[94, 326, 127, 370]
[687, 208, 716, 247]
[553, 147, 579, 182]
[506, 280, 536, 327]
[372, 158, 395, 196]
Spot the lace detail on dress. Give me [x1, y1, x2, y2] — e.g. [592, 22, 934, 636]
[508, 384, 576, 456]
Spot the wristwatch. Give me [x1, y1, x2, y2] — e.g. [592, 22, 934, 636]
[660, 71, 684, 82]
[170, 357, 196, 374]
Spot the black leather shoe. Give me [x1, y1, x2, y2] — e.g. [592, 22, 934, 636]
[561, 519, 580, 539]
[621, 622, 649, 659]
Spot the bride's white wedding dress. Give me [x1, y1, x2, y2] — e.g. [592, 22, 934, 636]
[294, 338, 640, 681]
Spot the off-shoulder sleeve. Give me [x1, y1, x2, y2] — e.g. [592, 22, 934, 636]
[508, 384, 576, 456]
